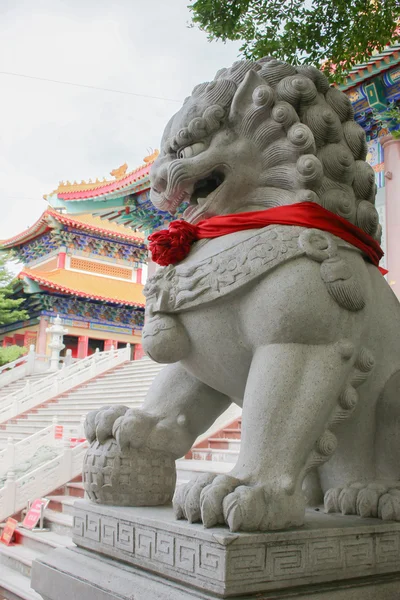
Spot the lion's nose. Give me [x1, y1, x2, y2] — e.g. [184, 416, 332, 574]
[150, 165, 168, 194]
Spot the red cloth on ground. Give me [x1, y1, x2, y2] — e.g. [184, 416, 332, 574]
[148, 201, 386, 274]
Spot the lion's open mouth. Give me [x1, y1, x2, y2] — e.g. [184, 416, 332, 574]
[183, 170, 225, 222]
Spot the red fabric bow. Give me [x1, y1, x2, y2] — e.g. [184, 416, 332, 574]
[148, 220, 198, 266]
[148, 202, 387, 274]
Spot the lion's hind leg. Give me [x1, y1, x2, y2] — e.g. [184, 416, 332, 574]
[325, 369, 400, 520]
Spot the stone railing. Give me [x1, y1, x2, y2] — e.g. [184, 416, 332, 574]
[0, 439, 88, 522]
[0, 345, 49, 388]
[0, 420, 61, 476]
[0, 344, 131, 425]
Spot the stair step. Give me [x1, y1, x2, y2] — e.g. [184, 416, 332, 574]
[191, 448, 239, 462]
[0, 562, 42, 600]
[57, 390, 150, 399]
[0, 542, 40, 577]
[176, 459, 232, 480]
[213, 428, 241, 439]
[66, 482, 85, 498]
[46, 495, 76, 515]
[14, 526, 74, 554]
[208, 438, 241, 450]
[43, 509, 73, 536]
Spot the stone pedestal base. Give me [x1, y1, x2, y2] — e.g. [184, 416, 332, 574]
[31, 501, 400, 599]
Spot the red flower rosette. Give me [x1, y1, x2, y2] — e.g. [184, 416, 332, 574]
[148, 220, 199, 266]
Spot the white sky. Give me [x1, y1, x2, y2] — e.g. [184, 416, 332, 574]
[0, 0, 240, 240]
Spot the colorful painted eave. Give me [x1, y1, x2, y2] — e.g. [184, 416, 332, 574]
[19, 268, 145, 308]
[2, 208, 146, 249]
[46, 151, 158, 202]
[338, 44, 400, 92]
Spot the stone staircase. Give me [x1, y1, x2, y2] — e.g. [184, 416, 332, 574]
[0, 373, 48, 400]
[176, 416, 242, 483]
[0, 358, 165, 448]
[0, 370, 243, 600]
[0, 491, 76, 600]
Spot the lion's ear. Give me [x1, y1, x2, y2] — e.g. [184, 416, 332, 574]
[229, 70, 269, 124]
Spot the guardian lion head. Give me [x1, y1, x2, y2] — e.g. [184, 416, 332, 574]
[150, 58, 380, 241]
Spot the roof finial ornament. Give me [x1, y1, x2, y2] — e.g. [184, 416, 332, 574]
[110, 163, 128, 179]
[143, 149, 159, 164]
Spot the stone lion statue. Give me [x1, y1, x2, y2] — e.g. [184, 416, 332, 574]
[84, 57, 400, 532]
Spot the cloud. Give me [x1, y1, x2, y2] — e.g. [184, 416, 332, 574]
[0, 0, 240, 238]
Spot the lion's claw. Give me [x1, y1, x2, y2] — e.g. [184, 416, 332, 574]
[325, 481, 400, 520]
[174, 474, 304, 532]
[200, 475, 240, 528]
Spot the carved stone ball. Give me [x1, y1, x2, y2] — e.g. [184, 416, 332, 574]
[83, 438, 176, 506]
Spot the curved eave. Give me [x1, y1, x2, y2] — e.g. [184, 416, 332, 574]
[50, 210, 147, 245]
[2, 208, 147, 249]
[19, 270, 145, 308]
[2, 217, 51, 249]
[53, 167, 152, 201]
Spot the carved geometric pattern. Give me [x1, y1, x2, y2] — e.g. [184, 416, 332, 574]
[308, 539, 342, 571]
[73, 507, 400, 596]
[376, 534, 400, 564]
[135, 528, 155, 559]
[154, 532, 175, 566]
[85, 514, 101, 542]
[229, 547, 266, 576]
[342, 538, 373, 567]
[268, 544, 306, 577]
[116, 522, 135, 553]
[175, 539, 196, 573]
[197, 544, 224, 577]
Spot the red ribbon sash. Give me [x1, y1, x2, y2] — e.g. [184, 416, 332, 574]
[148, 202, 386, 274]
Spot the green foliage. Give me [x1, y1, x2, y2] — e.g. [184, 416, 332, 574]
[0, 252, 29, 326]
[189, 0, 400, 81]
[0, 345, 27, 367]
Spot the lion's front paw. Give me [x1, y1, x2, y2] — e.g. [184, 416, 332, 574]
[173, 474, 305, 532]
[84, 405, 129, 444]
[325, 481, 400, 520]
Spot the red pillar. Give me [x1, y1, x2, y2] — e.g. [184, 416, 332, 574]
[136, 268, 142, 284]
[134, 344, 145, 360]
[57, 251, 67, 269]
[77, 336, 89, 359]
[380, 135, 400, 297]
[104, 339, 118, 351]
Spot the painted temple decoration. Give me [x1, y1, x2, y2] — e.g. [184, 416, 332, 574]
[338, 43, 400, 282]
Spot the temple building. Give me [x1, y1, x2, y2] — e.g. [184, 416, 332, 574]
[1, 193, 151, 359]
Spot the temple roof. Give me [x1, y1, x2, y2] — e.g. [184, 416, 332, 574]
[19, 267, 145, 307]
[338, 42, 400, 91]
[45, 150, 158, 202]
[1, 208, 146, 249]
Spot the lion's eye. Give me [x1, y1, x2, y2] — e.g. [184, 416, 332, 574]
[177, 142, 205, 159]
